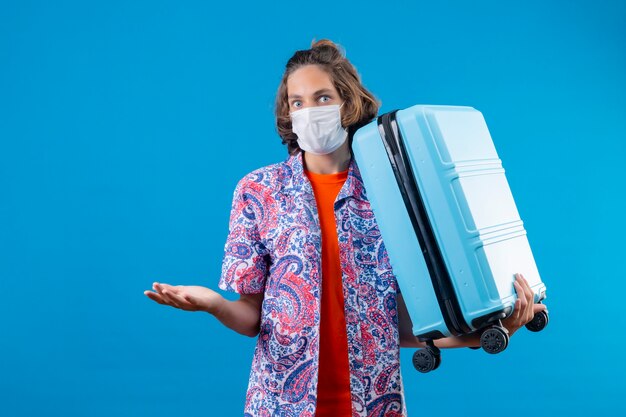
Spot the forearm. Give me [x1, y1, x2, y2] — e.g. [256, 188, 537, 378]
[210, 296, 262, 338]
[397, 293, 483, 349]
[434, 332, 481, 349]
[400, 331, 481, 349]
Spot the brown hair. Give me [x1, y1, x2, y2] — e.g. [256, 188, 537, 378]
[275, 39, 381, 155]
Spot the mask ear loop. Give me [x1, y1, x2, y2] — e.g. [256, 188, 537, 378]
[337, 101, 345, 126]
[338, 101, 348, 131]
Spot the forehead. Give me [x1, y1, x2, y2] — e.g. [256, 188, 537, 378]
[287, 65, 336, 96]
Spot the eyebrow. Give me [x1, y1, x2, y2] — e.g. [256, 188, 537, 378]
[288, 88, 333, 100]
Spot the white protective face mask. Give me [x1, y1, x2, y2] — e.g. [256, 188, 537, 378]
[289, 103, 348, 155]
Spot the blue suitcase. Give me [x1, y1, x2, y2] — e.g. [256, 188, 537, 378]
[352, 105, 548, 373]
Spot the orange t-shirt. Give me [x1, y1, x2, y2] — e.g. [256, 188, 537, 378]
[304, 166, 352, 417]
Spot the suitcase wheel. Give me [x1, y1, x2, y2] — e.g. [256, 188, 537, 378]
[432, 353, 441, 371]
[525, 310, 549, 332]
[412, 344, 441, 373]
[480, 326, 509, 354]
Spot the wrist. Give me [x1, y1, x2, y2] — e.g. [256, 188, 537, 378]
[502, 323, 517, 337]
[464, 331, 482, 348]
[399, 334, 425, 348]
[206, 294, 226, 316]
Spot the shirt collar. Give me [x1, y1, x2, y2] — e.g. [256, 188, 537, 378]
[284, 150, 366, 203]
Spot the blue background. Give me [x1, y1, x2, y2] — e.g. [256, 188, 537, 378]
[1, 0, 624, 416]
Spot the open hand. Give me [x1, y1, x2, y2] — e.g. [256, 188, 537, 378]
[144, 282, 223, 314]
[502, 273, 548, 336]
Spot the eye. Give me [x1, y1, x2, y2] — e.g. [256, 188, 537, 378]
[318, 95, 331, 104]
[291, 100, 302, 109]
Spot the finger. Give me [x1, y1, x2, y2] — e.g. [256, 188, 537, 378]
[519, 273, 531, 290]
[524, 297, 534, 324]
[519, 274, 535, 304]
[513, 281, 525, 322]
[161, 283, 181, 293]
[515, 280, 528, 318]
[520, 276, 535, 322]
[144, 290, 167, 305]
[158, 283, 177, 292]
[164, 289, 197, 310]
[512, 298, 522, 321]
[514, 278, 527, 306]
[161, 289, 182, 308]
[517, 274, 531, 296]
[512, 279, 526, 322]
[515, 275, 532, 315]
[533, 303, 548, 314]
[155, 283, 181, 300]
[153, 282, 166, 295]
[168, 290, 193, 307]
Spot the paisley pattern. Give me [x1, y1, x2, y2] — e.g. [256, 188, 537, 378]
[219, 150, 406, 416]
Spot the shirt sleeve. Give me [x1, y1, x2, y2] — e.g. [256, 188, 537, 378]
[218, 176, 270, 294]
